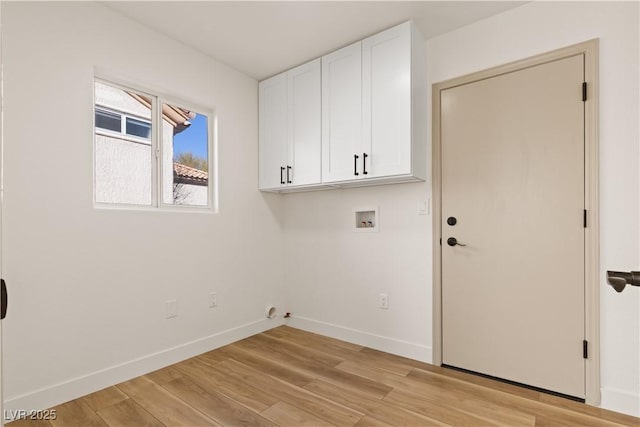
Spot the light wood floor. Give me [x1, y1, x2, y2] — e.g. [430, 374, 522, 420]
[8, 326, 640, 427]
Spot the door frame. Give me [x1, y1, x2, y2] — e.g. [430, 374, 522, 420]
[432, 39, 600, 405]
[0, 1, 4, 422]
[0, 0, 4, 421]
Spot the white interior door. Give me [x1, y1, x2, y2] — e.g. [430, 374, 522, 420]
[441, 54, 586, 398]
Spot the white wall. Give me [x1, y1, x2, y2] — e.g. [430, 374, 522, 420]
[284, 183, 432, 361]
[1, 1, 284, 413]
[284, 1, 640, 417]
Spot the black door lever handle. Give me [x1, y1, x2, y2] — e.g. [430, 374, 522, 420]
[1, 279, 7, 320]
[447, 237, 467, 247]
[607, 271, 640, 292]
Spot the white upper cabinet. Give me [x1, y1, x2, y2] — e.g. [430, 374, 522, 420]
[321, 41, 362, 183]
[288, 59, 322, 187]
[322, 21, 426, 185]
[259, 73, 288, 190]
[259, 59, 322, 190]
[259, 21, 426, 192]
[362, 21, 412, 179]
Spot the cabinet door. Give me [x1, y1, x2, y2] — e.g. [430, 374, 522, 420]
[288, 59, 321, 186]
[259, 73, 288, 190]
[322, 41, 362, 183]
[362, 21, 412, 178]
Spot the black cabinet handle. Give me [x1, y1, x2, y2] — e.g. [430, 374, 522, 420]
[280, 167, 285, 185]
[363, 153, 368, 175]
[354, 154, 359, 176]
[1, 279, 7, 320]
[286, 166, 292, 184]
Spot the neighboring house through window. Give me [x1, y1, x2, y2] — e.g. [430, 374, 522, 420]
[94, 79, 213, 209]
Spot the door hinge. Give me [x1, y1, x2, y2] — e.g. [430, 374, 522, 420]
[583, 209, 588, 228]
[439, 238, 442, 246]
[583, 340, 588, 359]
[582, 82, 587, 102]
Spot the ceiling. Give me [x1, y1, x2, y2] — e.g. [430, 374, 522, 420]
[104, 1, 527, 81]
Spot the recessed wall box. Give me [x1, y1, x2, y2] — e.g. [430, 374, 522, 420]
[354, 207, 379, 232]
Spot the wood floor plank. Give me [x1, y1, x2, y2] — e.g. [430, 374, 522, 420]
[384, 388, 515, 427]
[410, 362, 541, 400]
[232, 338, 394, 399]
[261, 401, 334, 427]
[264, 327, 412, 376]
[247, 332, 345, 367]
[175, 356, 279, 412]
[275, 326, 365, 351]
[49, 400, 108, 427]
[407, 367, 630, 427]
[353, 416, 394, 427]
[145, 365, 183, 385]
[121, 379, 219, 426]
[304, 378, 449, 426]
[196, 347, 229, 366]
[95, 399, 164, 427]
[537, 392, 640, 426]
[6, 419, 53, 427]
[162, 375, 278, 427]
[212, 343, 316, 387]
[216, 358, 365, 426]
[82, 386, 129, 412]
[339, 360, 535, 426]
[359, 346, 433, 370]
[115, 376, 157, 397]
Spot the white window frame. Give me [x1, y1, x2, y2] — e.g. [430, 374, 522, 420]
[93, 76, 217, 213]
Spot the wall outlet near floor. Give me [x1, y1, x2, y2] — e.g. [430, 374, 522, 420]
[166, 299, 177, 318]
[209, 292, 217, 308]
[379, 293, 389, 310]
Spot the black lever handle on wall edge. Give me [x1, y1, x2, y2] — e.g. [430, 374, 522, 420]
[363, 153, 368, 175]
[280, 167, 285, 185]
[606, 271, 640, 293]
[354, 154, 359, 176]
[1, 279, 7, 320]
[286, 166, 292, 184]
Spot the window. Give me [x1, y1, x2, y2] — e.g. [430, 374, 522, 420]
[95, 109, 121, 133]
[94, 79, 214, 209]
[95, 107, 151, 142]
[126, 117, 151, 139]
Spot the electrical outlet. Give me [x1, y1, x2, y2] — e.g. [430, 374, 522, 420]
[209, 292, 217, 308]
[166, 299, 177, 318]
[379, 293, 389, 310]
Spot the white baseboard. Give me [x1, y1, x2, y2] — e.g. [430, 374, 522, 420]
[4, 317, 283, 419]
[286, 315, 432, 363]
[600, 387, 640, 417]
